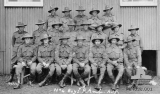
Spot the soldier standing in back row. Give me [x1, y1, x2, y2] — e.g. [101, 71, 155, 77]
[7, 22, 28, 83]
[32, 20, 47, 46]
[36, 34, 55, 87]
[102, 5, 116, 35]
[72, 36, 90, 87]
[15, 33, 37, 89]
[89, 36, 107, 90]
[127, 25, 143, 52]
[74, 6, 88, 30]
[106, 35, 124, 90]
[45, 6, 61, 31]
[61, 7, 74, 32]
[55, 35, 73, 88]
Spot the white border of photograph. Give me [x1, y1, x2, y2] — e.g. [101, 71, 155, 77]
[120, 0, 157, 6]
[4, 0, 43, 7]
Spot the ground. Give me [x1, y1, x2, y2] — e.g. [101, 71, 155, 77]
[0, 75, 160, 94]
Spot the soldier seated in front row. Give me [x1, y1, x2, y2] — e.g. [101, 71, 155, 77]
[106, 35, 124, 90]
[72, 36, 90, 87]
[14, 33, 37, 89]
[55, 35, 73, 88]
[89, 36, 107, 90]
[123, 36, 142, 89]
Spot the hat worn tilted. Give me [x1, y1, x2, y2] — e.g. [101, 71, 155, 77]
[22, 33, 33, 40]
[40, 33, 51, 41]
[48, 6, 58, 13]
[62, 7, 72, 13]
[128, 25, 139, 31]
[111, 22, 122, 30]
[92, 35, 103, 44]
[35, 19, 45, 25]
[52, 21, 63, 27]
[16, 22, 27, 28]
[76, 6, 85, 11]
[81, 20, 91, 26]
[75, 36, 86, 41]
[103, 5, 113, 12]
[89, 8, 100, 15]
[59, 35, 70, 40]
[108, 35, 120, 43]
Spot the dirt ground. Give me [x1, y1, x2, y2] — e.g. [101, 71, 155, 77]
[0, 75, 160, 94]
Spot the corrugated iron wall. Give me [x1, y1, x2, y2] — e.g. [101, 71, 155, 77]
[0, 0, 159, 74]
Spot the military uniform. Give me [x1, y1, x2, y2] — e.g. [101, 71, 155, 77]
[89, 36, 107, 90]
[55, 35, 73, 88]
[36, 34, 55, 87]
[102, 5, 116, 35]
[33, 20, 47, 46]
[106, 35, 124, 90]
[8, 22, 27, 84]
[45, 6, 60, 31]
[61, 7, 74, 32]
[15, 33, 36, 89]
[72, 36, 90, 86]
[127, 25, 143, 51]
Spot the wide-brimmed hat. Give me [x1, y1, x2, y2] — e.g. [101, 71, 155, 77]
[48, 6, 58, 13]
[128, 25, 139, 31]
[125, 36, 136, 43]
[103, 5, 113, 12]
[52, 21, 63, 27]
[75, 36, 86, 41]
[81, 20, 91, 26]
[92, 35, 103, 44]
[59, 35, 70, 40]
[40, 33, 51, 41]
[108, 35, 120, 43]
[62, 7, 72, 13]
[89, 8, 100, 15]
[16, 22, 27, 28]
[35, 19, 45, 25]
[111, 23, 122, 30]
[22, 33, 33, 40]
[68, 21, 76, 26]
[76, 6, 85, 11]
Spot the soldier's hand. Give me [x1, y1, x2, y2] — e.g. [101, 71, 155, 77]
[79, 63, 85, 68]
[45, 63, 50, 68]
[61, 65, 67, 70]
[22, 62, 26, 67]
[28, 61, 32, 66]
[112, 61, 118, 66]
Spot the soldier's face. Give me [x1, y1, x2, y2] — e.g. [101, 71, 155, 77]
[92, 11, 98, 16]
[24, 38, 31, 44]
[51, 10, 56, 15]
[130, 30, 136, 35]
[77, 40, 83, 46]
[111, 39, 117, 44]
[114, 26, 120, 32]
[105, 9, 111, 14]
[64, 11, 70, 16]
[38, 24, 44, 28]
[95, 40, 101, 45]
[43, 38, 49, 44]
[128, 41, 133, 46]
[97, 26, 103, 31]
[54, 25, 60, 29]
[83, 25, 88, 30]
[62, 39, 68, 44]
[19, 26, 25, 31]
[78, 11, 84, 15]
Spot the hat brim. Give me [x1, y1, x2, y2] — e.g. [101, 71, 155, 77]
[128, 28, 139, 31]
[108, 38, 120, 43]
[81, 24, 91, 26]
[16, 25, 27, 28]
[59, 38, 70, 40]
[103, 7, 113, 12]
[75, 39, 86, 41]
[40, 37, 51, 41]
[62, 10, 72, 13]
[52, 23, 63, 27]
[35, 23, 45, 25]
[92, 39, 103, 44]
[111, 24, 122, 29]
[76, 10, 85, 11]
[22, 37, 33, 40]
[48, 7, 58, 13]
[89, 10, 100, 15]
[125, 39, 136, 43]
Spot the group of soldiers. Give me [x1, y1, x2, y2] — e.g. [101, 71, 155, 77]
[7, 5, 143, 91]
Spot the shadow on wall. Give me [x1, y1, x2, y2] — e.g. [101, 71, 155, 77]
[142, 50, 156, 76]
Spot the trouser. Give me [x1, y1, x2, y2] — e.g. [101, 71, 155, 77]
[55, 63, 72, 76]
[73, 63, 91, 79]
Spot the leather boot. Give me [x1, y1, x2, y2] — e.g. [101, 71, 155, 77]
[59, 73, 69, 88]
[13, 83, 21, 89]
[79, 78, 86, 87]
[39, 74, 51, 87]
[6, 68, 15, 83]
[28, 74, 35, 86]
[94, 74, 104, 90]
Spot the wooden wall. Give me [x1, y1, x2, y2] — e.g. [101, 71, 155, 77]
[0, 0, 160, 74]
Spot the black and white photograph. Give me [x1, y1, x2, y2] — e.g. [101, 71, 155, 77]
[0, 0, 160, 94]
